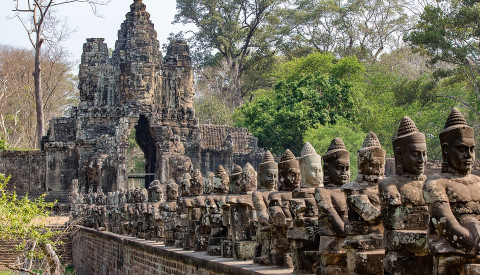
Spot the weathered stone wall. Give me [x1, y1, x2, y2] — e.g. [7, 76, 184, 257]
[72, 226, 293, 275]
[0, 239, 20, 271]
[0, 150, 46, 195]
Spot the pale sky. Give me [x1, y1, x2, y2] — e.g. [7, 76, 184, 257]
[0, 0, 193, 64]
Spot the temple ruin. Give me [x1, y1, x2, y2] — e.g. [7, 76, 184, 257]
[0, 0, 263, 201]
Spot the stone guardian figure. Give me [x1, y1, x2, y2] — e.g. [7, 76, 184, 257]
[423, 108, 480, 274]
[253, 150, 278, 265]
[289, 142, 323, 273]
[268, 149, 300, 268]
[379, 116, 432, 275]
[342, 132, 385, 275]
[315, 138, 350, 275]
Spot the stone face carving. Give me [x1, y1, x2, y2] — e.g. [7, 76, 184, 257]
[228, 163, 257, 260]
[161, 180, 179, 246]
[268, 149, 300, 267]
[289, 142, 322, 273]
[181, 169, 203, 250]
[379, 116, 432, 274]
[253, 150, 278, 265]
[315, 138, 350, 275]
[221, 164, 243, 258]
[206, 165, 230, 256]
[342, 132, 385, 275]
[423, 108, 480, 274]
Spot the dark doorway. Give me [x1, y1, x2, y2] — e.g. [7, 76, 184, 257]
[134, 115, 157, 188]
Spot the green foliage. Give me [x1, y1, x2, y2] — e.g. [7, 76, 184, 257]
[0, 136, 7, 150]
[127, 128, 146, 174]
[194, 96, 235, 126]
[0, 174, 56, 259]
[304, 119, 366, 178]
[405, 0, 480, 118]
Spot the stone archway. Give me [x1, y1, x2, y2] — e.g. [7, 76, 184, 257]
[134, 115, 157, 188]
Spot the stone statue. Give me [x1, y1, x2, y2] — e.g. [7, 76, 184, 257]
[289, 142, 322, 273]
[379, 116, 432, 274]
[181, 168, 203, 250]
[148, 180, 164, 241]
[206, 165, 230, 256]
[342, 132, 385, 275]
[227, 163, 257, 260]
[253, 150, 278, 265]
[161, 179, 179, 246]
[194, 171, 214, 251]
[315, 137, 350, 274]
[221, 164, 243, 257]
[203, 171, 215, 194]
[423, 108, 480, 274]
[179, 173, 192, 197]
[268, 149, 300, 267]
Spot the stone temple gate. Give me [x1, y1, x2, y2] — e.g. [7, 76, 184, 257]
[0, 0, 263, 199]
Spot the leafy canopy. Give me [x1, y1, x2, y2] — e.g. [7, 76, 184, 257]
[235, 53, 363, 155]
[0, 174, 56, 257]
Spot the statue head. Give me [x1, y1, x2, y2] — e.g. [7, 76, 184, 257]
[440, 108, 475, 174]
[257, 150, 278, 191]
[166, 179, 179, 201]
[229, 164, 243, 194]
[203, 171, 215, 194]
[278, 149, 301, 191]
[357, 132, 386, 177]
[148, 180, 163, 203]
[323, 138, 350, 186]
[240, 163, 257, 193]
[180, 173, 192, 197]
[299, 142, 323, 188]
[393, 116, 427, 176]
[191, 169, 204, 196]
[213, 165, 229, 194]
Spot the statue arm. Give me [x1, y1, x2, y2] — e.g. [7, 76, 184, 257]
[317, 192, 345, 234]
[348, 194, 381, 222]
[379, 182, 401, 206]
[430, 201, 479, 254]
[253, 192, 269, 225]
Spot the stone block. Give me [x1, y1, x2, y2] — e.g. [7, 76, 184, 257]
[347, 250, 385, 275]
[233, 241, 256, 260]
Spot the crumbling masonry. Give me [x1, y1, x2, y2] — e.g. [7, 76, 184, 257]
[0, 0, 263, 201]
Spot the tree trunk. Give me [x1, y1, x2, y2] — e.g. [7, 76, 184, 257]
[40, 243, 63, 275]
[34, 41, 44, 149]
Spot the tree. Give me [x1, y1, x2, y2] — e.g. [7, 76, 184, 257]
[278, 0, 411, 60]
[404, 0, 480, 118]
[0, 45, 77, 149]
[235, 53, 362, 155]
[174, 0, 285, 107]
[12, 0, 110, 148]
[0, 173, 60, 274]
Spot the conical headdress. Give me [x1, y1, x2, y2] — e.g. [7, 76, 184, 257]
[215, 165, 227, 177]
[358, 132, 385, 160]
[258, 150, 278, 171]
[323, 138, 349, 162]
[439, 108, 474, 144]
[230, 164, 243, 179]
[392, 116, 426, 149]
[300, 142, 322, 164]
[280, 149, 296, 163]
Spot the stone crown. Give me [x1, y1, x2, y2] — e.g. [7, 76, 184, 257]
[361, 132, 381, 149]
[280, 149, 296, 163]
[231, 164, 243, 175]
[440, 108, 474, 143]
[301, 142, 317, 157]
[393, 116, 425, 149]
